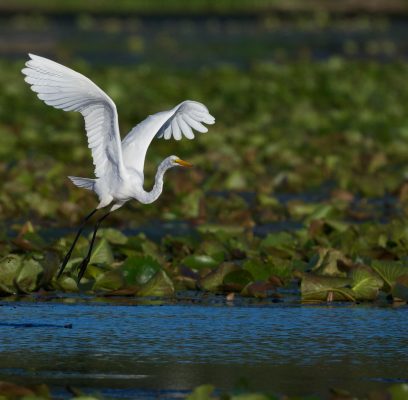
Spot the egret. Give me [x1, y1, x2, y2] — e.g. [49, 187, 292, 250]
[22, 54, 215, 282]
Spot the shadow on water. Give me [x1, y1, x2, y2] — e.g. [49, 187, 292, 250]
[0, 296, 407, 399]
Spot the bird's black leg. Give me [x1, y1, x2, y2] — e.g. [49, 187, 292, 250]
[77, 211, 111, 283]
[57, 208, 99, 278]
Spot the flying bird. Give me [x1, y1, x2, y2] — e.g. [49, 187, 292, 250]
[22, 54, 215, 282]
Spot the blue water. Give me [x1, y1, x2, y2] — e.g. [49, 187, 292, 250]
[0, 298, 407, 398]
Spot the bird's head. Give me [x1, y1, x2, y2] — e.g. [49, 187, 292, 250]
[167, 155, 193, 169]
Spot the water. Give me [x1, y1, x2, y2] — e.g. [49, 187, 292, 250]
[0, 297, 407, 398]
[2, 14, 408, 66]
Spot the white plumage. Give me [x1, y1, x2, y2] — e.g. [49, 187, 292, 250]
[22, 53, 215, 211]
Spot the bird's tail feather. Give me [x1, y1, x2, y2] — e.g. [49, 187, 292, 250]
[68, 176, 95, 190]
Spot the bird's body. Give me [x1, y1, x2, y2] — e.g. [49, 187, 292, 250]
[22, 53, 214, 280]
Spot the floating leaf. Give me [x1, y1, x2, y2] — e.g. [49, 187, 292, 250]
[98, 228, 128, 245]
[349, 265, 383, 300]
[243, 259, 272, 281]
[371, 260, 408, 291]
[16, 258, 43, 293]
[137, 270, 174, 297]
[301, 274, 354, 302]
[199, 263, 239, 292]
[223, 269, 253, 292]
[55, 276, 78, 292]
[89, 238, 114, 265]
[122, 256, 161, 285]
[310, 248, 351, 277]
[93, 270, 124, 291]
[182, 254, 220, 271]
[0, 255, 22, 295]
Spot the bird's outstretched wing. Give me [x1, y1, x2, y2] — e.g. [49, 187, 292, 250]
[22, 54, 126, 180]
[121, 100, 215, 175]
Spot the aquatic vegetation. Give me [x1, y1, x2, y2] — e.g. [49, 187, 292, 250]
[0, 59, 408, 301]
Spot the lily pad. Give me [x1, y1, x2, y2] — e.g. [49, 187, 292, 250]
[89, 238, 114, 265]
[0, 254, 22, 295]
[122, 256, 162, 285]
[15, 258, 43, 293]
[93, 270, 124, 291]
[137, 270, 175, 297]
[301, 274, 354, 302]
[223, 269, 254, 292]
[349, 265, 383, 301]
[97, 228, 128, 245]
[309, 248, 351, 277]
[371, 260, 408, 291]
[182, 254, 220, 271]
[199, 262, 239, 292]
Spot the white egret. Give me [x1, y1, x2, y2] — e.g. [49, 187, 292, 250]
[22, 54, 215, 281]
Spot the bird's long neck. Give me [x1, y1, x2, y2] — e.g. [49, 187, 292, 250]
[137, 160, 170, 204]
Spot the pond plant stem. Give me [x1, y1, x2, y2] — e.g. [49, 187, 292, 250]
[57, 208, 98, 279]
[77, 211, 111, 283]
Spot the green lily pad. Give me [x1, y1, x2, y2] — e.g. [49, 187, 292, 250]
[122, 256, 162, 285]
[223, 269, 254, 292]
[199, 262, 239, 292]
[89, 238, 114, 265]
[182, 254, 220, 271]
[93, 270, 124, 291]
[243, 259, 272, 281]
[15, 258, 43, 293]
[349, 265, 383, 301]
[55, 276, 78, 292]
[0, 254, 22, 295]
[310, 248, 350, 277]
[301, 274, 354, 302]
[97, 228, 128, 245]
[371, 260, 408, 291]
[137, 270, 174, 297]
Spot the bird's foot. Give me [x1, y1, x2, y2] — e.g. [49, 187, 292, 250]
[77, 257, 91, 283]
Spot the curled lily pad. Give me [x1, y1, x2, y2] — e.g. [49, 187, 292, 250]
[136, 270, 174, 297]
[122, 256, 161, 285]
[371, 260, 408, 291]
[309, 248, 351, 277]
[223, 269, 254, 292]
[93, 270, 124, 291]
[349, 265, 383, 301]
[243, 259, 272, 281]
[182, 254, 220, 271]
[0, 254, 22, 295]
[199, 262, 239, 292]
[54, 276, 78, 292]
[15, 258, 43, 293]
[89, 238, 114, 266]
[301, 274, 354, 302]
[97, 228, 128, 245]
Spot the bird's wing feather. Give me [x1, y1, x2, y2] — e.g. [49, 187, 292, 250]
[122, 100, 215, 174]
[22, 53, 126, 180]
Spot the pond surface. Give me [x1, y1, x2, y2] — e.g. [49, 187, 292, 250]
[0, 296, 407, 398]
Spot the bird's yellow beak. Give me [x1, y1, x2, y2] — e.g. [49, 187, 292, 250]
[175, 158, 193, 168]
